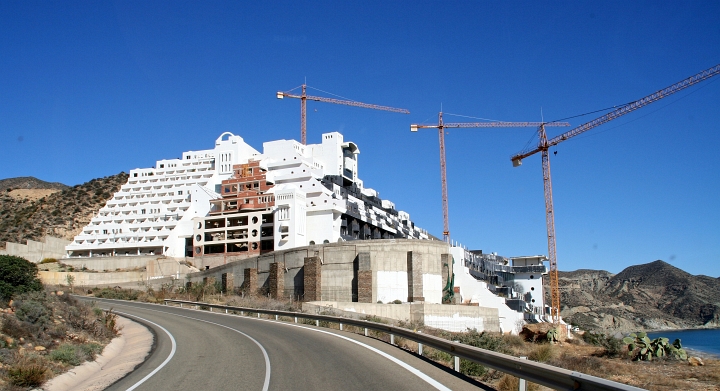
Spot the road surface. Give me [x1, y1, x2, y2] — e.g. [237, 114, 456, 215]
[83, 298, 490, 391]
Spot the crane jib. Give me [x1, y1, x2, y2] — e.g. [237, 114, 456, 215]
[513, 63, 720, 162]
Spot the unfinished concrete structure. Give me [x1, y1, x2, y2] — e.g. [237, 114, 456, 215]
[189, 239, 446, 304]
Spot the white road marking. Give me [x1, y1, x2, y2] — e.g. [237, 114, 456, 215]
[149, 311, 272, 391]
[113, 312, 177, 391]
[251, 317, 452, 391]
[91, 299, 449, 391]
[96, 300, 271, 391]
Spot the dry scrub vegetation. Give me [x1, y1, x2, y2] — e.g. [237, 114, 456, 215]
[0, 255, 120, 390]
[0, 292, 120, 390]
[90, 282, 719, 391]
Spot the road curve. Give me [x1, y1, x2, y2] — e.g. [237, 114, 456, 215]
[83, 298, 487, 391]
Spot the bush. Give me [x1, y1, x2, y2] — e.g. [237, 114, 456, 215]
[7, 363, 48, 387]
[15, 299, 50, 326]
[450, 330, 511, 355]
[582, 331, 624, 357]
[1, 315, 33, 339]
[528, 343, 555, 362]
[39, 258, 58, 264]
[93, 287, 139, 301]
[0, 255, 43, 301]
[50, 344, 83, 366]
[49, 343, 102, 366]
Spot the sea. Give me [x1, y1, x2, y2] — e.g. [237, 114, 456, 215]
[647, 329, 720, 357]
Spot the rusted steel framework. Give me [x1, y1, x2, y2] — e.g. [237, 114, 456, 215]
[511, 63, 720, 324]
[411, 113, 569, 243]
[277, 84, 410, 145]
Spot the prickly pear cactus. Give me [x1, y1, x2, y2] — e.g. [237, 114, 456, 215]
[547, 328, 559, 343]
[623, 333, 688, 361]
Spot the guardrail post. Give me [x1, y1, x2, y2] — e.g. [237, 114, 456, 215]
[180, 303, 182, 308]
[364, 328, 368, 337]
[418, 343, 423, 356]
[316, 320, 319, 327]
[390, 334, 394, 345]
[275, 315, 279, 320]
[257, 313, 260, 318]
[225, 309, 228, 314]
[519, 357, 527, 391]
[454, 340, 460, 372]
[339, 323, 343, 331]
[294, 316, 297, 323]
[241, 311, 244, 316]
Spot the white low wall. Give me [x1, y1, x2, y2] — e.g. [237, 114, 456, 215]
[304, 301, 502, 333]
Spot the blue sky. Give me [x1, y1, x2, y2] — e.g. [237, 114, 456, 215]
[1, 1, 719, 276]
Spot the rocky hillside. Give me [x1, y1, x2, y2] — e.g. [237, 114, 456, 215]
[0, 173, 128, 248]
[0, 177, 69, 192]
[558, 260, 720, 334]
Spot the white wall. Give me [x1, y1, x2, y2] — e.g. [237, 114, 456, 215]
[450, 247, 524, 334]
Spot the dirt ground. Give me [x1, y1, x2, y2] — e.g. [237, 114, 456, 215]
[504, 341, 720, 391]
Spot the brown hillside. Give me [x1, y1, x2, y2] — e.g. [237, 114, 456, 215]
[0, 173, 128, 248]
[557, 260, 720, 334]
[0, 176, 68, 191]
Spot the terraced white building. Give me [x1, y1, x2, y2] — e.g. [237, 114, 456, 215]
[66, 132, 431, 259]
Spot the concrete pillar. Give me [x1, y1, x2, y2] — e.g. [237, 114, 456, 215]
[221, 272, 234, 293]
[244, 268, 257, 296]
[407, 251, 425, 302]
[303, 256, 321, 301]
[441, 253, 452, 290]
[269, 262, 285, 299]
[357, 252, 373, 303]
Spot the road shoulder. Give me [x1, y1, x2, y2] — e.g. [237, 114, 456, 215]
[42, 315, 153, 391]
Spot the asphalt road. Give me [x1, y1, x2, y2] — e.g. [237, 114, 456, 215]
[82, 298, 489, 391]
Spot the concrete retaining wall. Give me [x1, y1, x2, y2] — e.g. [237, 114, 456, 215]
[39, 271, 145, 286]
[60, 255, 160, 271]
[0, 236, 69, 263]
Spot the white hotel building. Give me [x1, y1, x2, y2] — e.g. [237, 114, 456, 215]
[65, 132, 430, 259]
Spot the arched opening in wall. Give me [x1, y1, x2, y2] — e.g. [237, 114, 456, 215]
[530, 275, 535, 279]
[323, 240, 329, 244]
[252, 229, 258, 237]
[530, 287, 535, 291]
[218, 132, 233, 141]
[197, 222, 202, 229]
[251, 242, 258, 250]
[195, 234, 202, 242]
[252, 216, 259, 224]
[309, 241, 315, 245]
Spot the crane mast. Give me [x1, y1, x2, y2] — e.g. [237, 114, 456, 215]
[411, 113, 569, 243]
[277, 84, 410, 145]
[511, 63, 720, 325]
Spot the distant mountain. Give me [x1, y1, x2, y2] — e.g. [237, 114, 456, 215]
[0, 173, 128, 248]
[557, 260, 720, 333]
[0, 177, 69, 191]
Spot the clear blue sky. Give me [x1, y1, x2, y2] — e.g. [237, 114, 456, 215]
[1, 1, 719, 276]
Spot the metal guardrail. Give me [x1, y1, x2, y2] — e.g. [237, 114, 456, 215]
[163, 299, 644, 391]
